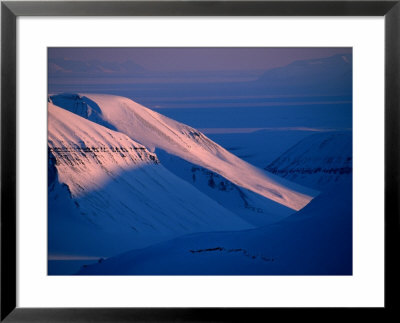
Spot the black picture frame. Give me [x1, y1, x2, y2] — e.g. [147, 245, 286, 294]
[1, 0, 399, 321]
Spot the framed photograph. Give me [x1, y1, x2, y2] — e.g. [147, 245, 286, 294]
[1, 0, 399, 321]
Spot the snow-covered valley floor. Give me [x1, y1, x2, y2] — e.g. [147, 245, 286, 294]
[77, 179, 352, 275]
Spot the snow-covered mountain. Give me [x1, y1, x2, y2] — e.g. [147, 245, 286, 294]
[265, 132, 352, 190]
[50, 93, 317, 211]
[48, 103, 254, 256]
[77, 179, 352, 275]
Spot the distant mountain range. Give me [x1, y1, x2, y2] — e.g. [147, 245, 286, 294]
[256, 54, 352, 95]
[49, 58, 146, 77]
[49, 54, 352, 97]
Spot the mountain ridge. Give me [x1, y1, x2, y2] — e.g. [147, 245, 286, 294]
[50, 93, 318, 210]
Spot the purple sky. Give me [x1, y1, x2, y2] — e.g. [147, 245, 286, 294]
[48, 47, 352, 72]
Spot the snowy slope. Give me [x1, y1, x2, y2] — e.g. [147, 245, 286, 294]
[265, 132, 352, 190]
[77, 179, 352, 275]
[48, 103, 254, 256]
[156, 149, 294, 226]
[50, 93, 317, 211]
